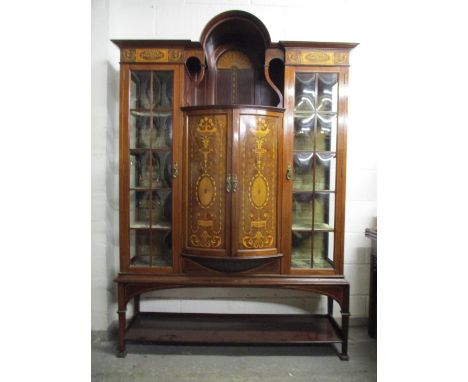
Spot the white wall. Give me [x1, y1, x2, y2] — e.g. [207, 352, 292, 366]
[91, 0, 377, 331]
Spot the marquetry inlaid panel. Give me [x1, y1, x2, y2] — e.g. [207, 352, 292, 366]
[217, 50, 253, 69]
[239, 115, 279, 249]
[121, 48, 184, 63]
[187, 114, 228, 249]
[286, 49, 349, 66]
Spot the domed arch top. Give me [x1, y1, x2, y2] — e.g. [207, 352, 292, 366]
[200, 10, 271, 49]
[198, 10, 279, 106]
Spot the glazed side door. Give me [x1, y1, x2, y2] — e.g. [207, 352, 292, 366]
[282, 66, 348, 275]
[120, 64, 183, 273]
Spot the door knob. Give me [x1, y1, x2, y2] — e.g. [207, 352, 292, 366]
[172, 161, 179, 178]
[286, 163, 292, 180]
[232, 174, 238, 192]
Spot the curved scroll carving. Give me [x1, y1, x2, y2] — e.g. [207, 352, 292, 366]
[264, 49, 284, 107]
[185, 54, 206, 106]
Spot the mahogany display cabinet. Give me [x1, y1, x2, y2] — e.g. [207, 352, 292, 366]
[113, 10, 358, 360]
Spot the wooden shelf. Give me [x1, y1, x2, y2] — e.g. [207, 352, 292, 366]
[293, 189, 335, 193]
[294, 111, 337, 117]
[130, 187, 172, 192]
[130, 223, 171, 230]
[292, 224, 334, 232]
[125, 312, 343, 345]
[130, 109, 172, 117]
[129, 148, 172, 153]
[293, 150, 336, 155]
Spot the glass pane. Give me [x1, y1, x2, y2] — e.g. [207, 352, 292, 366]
[130, 71, 173, 110]
[130, 151, 151, 188]
[152, 115, 172, 149]
[294, 118, 314, 151]
[130, 229, 151, 266]
[314, 192, 335, 230]
[130, 71, 152, 109]
[292, 192, 313, 230]
[130, 191, 151, 228]
[129, 115, 151, 149]
[151, 190, 172, 229]
[151, 230, 172, 266]
[155, 72, 173, 108]
[295, 73, 316, 106]
[293, 152, 313, 191]
[316, 113, 337, 151]
[295, 73, 316, 121]
[291, 230, 312, 268]
[317, 73, 338, 112]
[151, 151, 172, 188]
[315, 152, 336, 191]
[313, 232, 334, 268]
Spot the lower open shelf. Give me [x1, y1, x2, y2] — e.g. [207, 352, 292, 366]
[125, 312, 343, 345]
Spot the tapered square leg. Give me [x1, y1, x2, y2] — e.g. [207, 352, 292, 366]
[117, 283, 127, 357]
[339, 284, 351, 361]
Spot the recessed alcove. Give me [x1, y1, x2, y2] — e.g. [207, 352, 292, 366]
[185, 10, 284, 107]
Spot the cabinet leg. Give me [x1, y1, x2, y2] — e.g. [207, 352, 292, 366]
[338, 284, 350, 360]
[327, 296, 334, 316]
[117, 284, 127, 358]
[339, 312, 350, 360]
[134, 294, 140, 315]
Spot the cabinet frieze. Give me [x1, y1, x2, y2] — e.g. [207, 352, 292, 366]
[121, 48, 184, 63]
[286, 49, 349, 66]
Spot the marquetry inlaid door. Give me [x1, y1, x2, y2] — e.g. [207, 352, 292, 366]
[183, 107, 283, 259]
[183, 111, 232, 257]
[232, 111, 283, 257]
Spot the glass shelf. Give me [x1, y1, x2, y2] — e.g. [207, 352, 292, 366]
[130, 148, 172, 153]
[293, 189, 335, 193]
[130, 223, 150, 229]
[130, 223, 171, 230]
[130, 187, 171, 192]
[292, 223, 334, 232]
[130, 109, 172, 117]
[294, 110, 336, 117]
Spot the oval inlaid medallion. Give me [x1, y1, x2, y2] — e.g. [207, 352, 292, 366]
[250, 175, 268, 208]
[197, 175, 215, 208]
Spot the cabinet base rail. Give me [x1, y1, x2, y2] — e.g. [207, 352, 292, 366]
[115, 275, 350, 360]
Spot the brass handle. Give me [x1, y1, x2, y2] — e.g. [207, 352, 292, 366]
[226, 174, 231, 192]
[286, 163, 292, 180]
[232, 174, 238, 193]
[172, 161, 179, 178]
